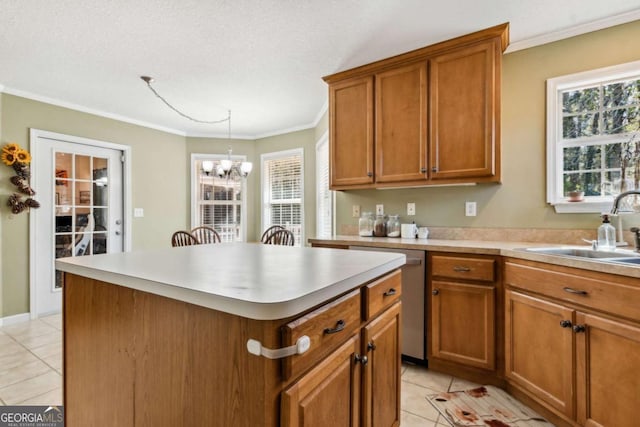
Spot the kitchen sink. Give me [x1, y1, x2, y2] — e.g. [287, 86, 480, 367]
[521, 246, 640, 265]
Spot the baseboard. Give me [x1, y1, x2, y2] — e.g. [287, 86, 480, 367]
[0, 312, 31, 327]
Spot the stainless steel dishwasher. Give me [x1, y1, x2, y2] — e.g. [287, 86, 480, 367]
[350, 246, 426, 363]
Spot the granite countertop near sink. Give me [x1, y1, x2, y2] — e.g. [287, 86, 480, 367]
[309, 235, 640, 279]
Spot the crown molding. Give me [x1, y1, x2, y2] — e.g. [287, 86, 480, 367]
[506, 9, 640, 53]
[2, 86, 187, 136]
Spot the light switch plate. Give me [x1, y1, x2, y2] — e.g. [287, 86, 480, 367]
[465, 202, 477, 217]
[134, 208, 144, 218]
[376, 204, 384, 215]
[407, 203, 416, 216]
[352, 205, 361, 218]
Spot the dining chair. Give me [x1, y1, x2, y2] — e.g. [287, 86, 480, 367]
[260, 225, 286, 243]
[191, 226, 222, 244]
[171, 230, 198, 247]
[263, 229, 295, 246]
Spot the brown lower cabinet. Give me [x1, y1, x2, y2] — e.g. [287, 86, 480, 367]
[504, 258, 640, 427]
[282, 302, 401, 427]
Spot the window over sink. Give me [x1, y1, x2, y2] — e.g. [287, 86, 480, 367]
[546, 60, 640, 213]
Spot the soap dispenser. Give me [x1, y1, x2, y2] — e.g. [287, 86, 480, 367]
[597, 214, 616, 251]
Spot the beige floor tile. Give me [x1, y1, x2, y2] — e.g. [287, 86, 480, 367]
[0, 349, 41, 371]
[0, 371, 62, 405]
[16, 387, 63, 406]
[401, 410, 439, 426]
[41, 353, 63, 373]
[0, 359, 53, 389]
[30, 341, 62, 359]
[39, 314, 62, 330]
[401, 381, 442, 422]
[16, 331, 61, 350]
[2, 320, 56, 339]
[0, 340, 25, 358]
[403, 365, 452, 392]
[448, 376, 481, 392]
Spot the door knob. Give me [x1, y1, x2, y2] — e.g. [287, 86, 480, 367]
[559, 320, 572, 328]
[432, 289, 439, 295]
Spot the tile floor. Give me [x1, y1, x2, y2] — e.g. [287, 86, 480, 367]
[0, 315, 547, 426]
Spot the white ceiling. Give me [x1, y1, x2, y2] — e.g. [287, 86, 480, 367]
[1, 1, 640, 139]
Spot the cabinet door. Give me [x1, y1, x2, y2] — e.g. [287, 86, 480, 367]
[362, 302, 401, 427]
[430, 281, 495, 370]
[505, 290, 575, 418]
[575, 312, 640, 427]
[428, 38, 500, 181]
[375, 62, 427, 183]
[329, 76, 374, 188]
[282, 334, 361, 427]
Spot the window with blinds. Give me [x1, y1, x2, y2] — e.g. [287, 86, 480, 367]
[316, 135, 333, 238]
[262, 149, 303, 246]
[192, 157, 246, 242]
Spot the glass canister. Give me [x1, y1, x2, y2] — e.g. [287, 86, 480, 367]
[358, 212, 374, 236]
[373, 214, 387, 237]
[386, 215, 401, 237]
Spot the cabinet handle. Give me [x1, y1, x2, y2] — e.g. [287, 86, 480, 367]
[367, 172, 373, 177]
[573, 324, 586, 333]
[323, 319, 345, 335]
[559, 320, 573, 328]
[420, 167, 427, 173]
[367, 341, 376, 351]
[432, 167, 438, 173]
[354, 354, 369, 366]
[383, 288, 397, 297]
[453, 266, 471, 272]
[563, 287, 588, 296]
[432, 289, 439, 296]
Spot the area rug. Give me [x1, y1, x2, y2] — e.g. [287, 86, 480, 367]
[427, 385, 550, 426]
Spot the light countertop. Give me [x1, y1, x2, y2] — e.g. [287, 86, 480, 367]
[309, 236, 640, 279]
[55, 243, 405, 320]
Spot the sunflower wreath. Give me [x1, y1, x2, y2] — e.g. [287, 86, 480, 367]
[2, 142, 40, 214]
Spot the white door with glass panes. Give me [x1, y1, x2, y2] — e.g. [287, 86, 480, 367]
[30, 130, 125, 317]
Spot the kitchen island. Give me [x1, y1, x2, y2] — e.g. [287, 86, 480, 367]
[56, 243, 405, 427]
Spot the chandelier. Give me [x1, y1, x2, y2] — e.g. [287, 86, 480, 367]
[141, 76, 252, 180]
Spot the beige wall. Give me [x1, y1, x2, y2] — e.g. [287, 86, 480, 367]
[335, 20, 640, 233]
[1, 94, 188, 317]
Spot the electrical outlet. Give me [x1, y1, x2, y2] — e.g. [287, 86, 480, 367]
[465, 201, 477, 217]
[376, 204, 384, 215]
[407, 203, 416, 216]
[352, 205, 361, 218]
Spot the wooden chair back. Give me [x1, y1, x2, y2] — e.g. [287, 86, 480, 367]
[263, 229, 295, 246]
[260, 225, 286, 243]
[191, 226, 222, 244]
[171, 230, 198, 247]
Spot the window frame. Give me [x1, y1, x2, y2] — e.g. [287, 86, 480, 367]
[546, 59, 640, 213]
[190, 153, 248, 242]
[261, 148, 304, 246]
[315, 131, 335, 238]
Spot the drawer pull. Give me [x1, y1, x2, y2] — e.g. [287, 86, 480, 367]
[383, 288, 397, 297]
[573, 324, 586, 333]
[323, 319, 346, 335]
[453, 266, 471, 272]
[563, 287, 588, 296]
[354, 354, 369, 366]
[559, 320, 572, 328]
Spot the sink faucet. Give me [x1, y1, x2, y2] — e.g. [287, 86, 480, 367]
[611, 190, 640, 214]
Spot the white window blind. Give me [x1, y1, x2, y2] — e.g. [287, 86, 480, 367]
[316, 135, 332, 238]
[192, 156, 246, 242]
[262, 149, 303, 246]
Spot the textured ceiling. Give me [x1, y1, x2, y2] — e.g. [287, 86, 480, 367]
[1, 0, 640, 138]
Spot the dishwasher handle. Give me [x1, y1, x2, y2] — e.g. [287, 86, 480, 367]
[405, 258, 423, 265]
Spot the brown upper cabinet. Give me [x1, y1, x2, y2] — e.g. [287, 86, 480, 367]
[323, 23, 509, 190]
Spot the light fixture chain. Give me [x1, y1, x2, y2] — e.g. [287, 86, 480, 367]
[141, 76, 229, 124]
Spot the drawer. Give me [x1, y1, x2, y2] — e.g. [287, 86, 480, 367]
[282, 289, 361, 380]
[431, 255, 495, 282]
[504, 260, 640, 322]
[362, 269, 402, 320]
